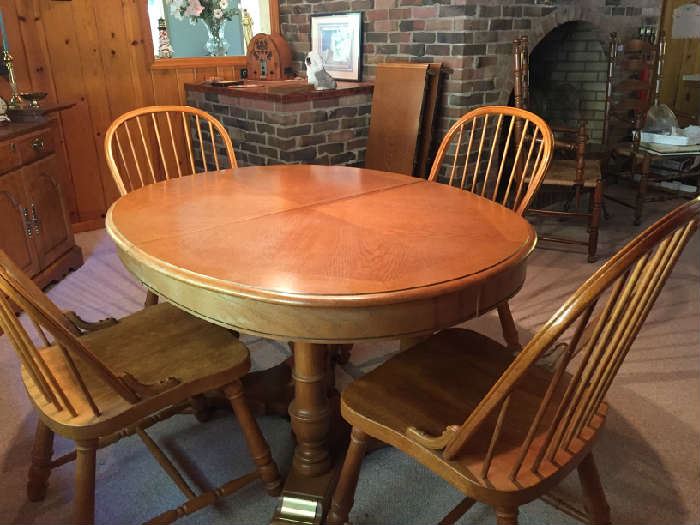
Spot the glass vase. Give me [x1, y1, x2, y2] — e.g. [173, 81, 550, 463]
[204, 18, 229, 57]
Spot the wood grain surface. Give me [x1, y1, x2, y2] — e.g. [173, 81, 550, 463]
[106, 165, 536, 342]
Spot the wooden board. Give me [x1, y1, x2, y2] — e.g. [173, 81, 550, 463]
[365, 63, 441, 178]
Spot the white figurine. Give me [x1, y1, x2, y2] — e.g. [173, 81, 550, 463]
[305, 51, 337, 90]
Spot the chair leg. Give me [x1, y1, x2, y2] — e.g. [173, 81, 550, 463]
[223, 380, 282, 496]
[327, 428, 369, 525]
[189, 394, 214, 423]
[588, 182, 602, 263]
[74, 439, 98, 525]
[634, 154, 650, 226]
[497, 302, 521, 352]
[577, 452, 611, 525]
[144, 290, 159, 307]
[495, 506, 519, 525]
[27, 420, 54, 502]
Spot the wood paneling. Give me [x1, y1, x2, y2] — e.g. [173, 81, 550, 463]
[0, 0, 245, 225]
[660, 0, 700, 125]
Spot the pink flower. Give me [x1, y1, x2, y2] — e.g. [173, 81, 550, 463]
[184, 0, 204, 17]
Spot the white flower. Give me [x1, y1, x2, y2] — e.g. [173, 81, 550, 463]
[213, 8, 224, 18]
[220, 0, 229, 8]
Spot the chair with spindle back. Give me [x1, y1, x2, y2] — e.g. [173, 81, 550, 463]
[105, 105, 237, 307]
[0, 250, 280, 525]
[513, 36, 604, 262]
[428, 105, 554, 351]
[327, 197, 700, 525]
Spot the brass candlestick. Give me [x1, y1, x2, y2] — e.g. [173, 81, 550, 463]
[2, 49, 23, 108]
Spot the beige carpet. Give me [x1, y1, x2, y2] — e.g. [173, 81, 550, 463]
[0, 194, 698, 525]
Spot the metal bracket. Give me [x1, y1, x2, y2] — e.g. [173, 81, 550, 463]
[31, 204, 41, 234]
[273, 496, 322, 524]
[21, 207, 33, 237]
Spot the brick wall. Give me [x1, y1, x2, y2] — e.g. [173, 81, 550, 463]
[280, 0, 661, 145]
[187, 90, 372, 166]
[529, 21, 608, 143]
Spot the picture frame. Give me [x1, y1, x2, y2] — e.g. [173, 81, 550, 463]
[310, 12, 362, 81]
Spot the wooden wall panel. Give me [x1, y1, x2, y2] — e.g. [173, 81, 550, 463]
[660, 0, 700, 125]
[1, 0, 245, 226]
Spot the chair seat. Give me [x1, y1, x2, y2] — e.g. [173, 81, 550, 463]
[341, 328, 606, 504]
[23, 303, 250, 439]
[542, 159, 602, 187]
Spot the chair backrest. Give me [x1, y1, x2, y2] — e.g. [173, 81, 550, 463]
[428, 105, 554, 216]
[105, 105, 237, 196]
[512, 36, 529, 111]
[443, 197, 700, 483]
[601, 32, 667, 151]
[0, 250, 141, 418]
[513, 37, 589, 185]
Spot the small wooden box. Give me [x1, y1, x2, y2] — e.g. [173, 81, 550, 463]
[245, 33, 294, 81]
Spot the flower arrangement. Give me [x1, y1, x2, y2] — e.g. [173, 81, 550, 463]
[167, 0, 240, 56]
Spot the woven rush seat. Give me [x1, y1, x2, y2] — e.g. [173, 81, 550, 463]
[543, 159, 602, 187]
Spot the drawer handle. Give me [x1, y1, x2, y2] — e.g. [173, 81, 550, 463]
[10, 143, 16, 152]
[32, 138, 45, 152]
[31, 204, 41, 234]
[22, 207, 33, 237]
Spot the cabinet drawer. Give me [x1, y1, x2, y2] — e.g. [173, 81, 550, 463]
[17, 130, 55, 165]
[0, 140, 21, 174]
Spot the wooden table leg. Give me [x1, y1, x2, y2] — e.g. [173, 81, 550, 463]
[635, 153, 651, 226]
[290, 342, 331, 476]
[272, 342, 345, 525]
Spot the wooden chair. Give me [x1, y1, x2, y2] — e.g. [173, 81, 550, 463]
[327, 196, 699, 525]
[601, 33, 661, 161]
[512, 37, 604, 262]
[0, 249, 280, 525]
[602, 32, 669, 224]
[428, 105, 554, 351]
[105, 105, 237, 307]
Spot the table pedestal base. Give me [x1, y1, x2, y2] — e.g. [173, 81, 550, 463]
[271, 453, 344, 525]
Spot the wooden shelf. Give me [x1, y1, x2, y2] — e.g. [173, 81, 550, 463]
[151, 56, 247, 70]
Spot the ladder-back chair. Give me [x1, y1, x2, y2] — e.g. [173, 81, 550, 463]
[428, 105, 554, 351]
[513, 36, 604, 262]
[105, 105, 236, 307]
[328, 196, 699, 525]
[0, 250, 280, 525]
[602, 32, 671, 225]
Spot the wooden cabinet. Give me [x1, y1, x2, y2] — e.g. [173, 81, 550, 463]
[0, 122, 83, 288]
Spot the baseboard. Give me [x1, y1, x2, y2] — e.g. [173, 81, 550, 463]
[72, 217, 106, 233]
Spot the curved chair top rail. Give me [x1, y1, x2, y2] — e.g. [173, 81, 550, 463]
[105, 105, 237, 196]
[428, 105, 554, 217]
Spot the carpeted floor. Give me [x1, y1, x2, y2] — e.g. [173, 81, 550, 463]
[0, 193, 698, 525]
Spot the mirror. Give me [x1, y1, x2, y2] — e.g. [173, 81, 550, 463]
[148, 0, 273, 58]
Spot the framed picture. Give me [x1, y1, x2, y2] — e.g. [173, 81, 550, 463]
[310, 12, 362, 81]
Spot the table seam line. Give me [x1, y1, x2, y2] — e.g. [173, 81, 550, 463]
[121, 177, 426, 248]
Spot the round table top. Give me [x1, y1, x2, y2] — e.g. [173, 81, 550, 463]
[106, 165, 535, 341]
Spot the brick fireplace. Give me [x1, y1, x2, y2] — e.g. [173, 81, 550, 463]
[528, 21, 608, 144]
[280, 0, 661, 150]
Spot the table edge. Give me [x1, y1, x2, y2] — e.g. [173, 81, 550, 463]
[106, 201, 537, 308]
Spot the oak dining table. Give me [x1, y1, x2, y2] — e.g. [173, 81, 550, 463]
[105, 164, 537, 524]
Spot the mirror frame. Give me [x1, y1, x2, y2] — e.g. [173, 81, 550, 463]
[144, 0, 281, 70]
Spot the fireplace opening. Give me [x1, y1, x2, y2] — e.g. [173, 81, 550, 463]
[527, 21, 608, 145]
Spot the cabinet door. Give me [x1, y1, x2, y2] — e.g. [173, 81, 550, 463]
[0, 170, 40, 276]
[22, 155, 76, 267]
